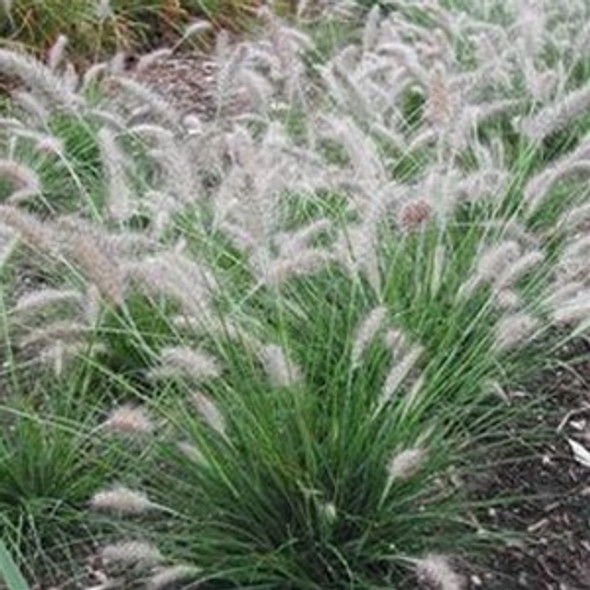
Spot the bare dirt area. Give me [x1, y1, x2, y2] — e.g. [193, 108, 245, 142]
[465, 342, 590, 590]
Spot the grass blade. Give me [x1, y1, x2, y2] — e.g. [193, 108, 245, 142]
[0, 540, 29, 590]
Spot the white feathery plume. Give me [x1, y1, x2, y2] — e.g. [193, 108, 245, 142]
[559, 201, 590, 231]
[0, 49, 79, 109]
[318, 500, 337, 524]
[62, 62, 77, 92]
[544, 281, 585, 308]
[425, 63, 454, 127]
[379, 345, 424, 410]
[362, 4, 382, 55]
[13, 288, 81, 317]
[513, 0, 546, 57]
[413, 554, 465, 590]
[12, 90, 50, 124]
[458, 241, 521, 299]
[238, 69, 274, 113]
[190, 392, 227, 438]
[83, 62, 108, 88]
[259, 344, 302, 387]
[565, 230, 590, 257]
[383, 328, 407, 356]
[173, 20, 213, 51]
[100, 541, 163, 571]
[0, 159, 41, 204]
[524, 155, 590, 214]
[218, 221, 256, 253]
[19, 321, 87, 349]
[178, 441, 207, 465]
[216, 41, 248, 113]
[398, 198, 432, 232]
[95, 0, 112, 20]
[90, 486, 155, 515]
[400, 373, 427, 418]
[147, 565, 202, 590]
[154, 346, 222, 381]
[0, 228, 17, 269]
[97, 127, 134, 222]
[39, 341, 104, 376]
[377, 43, 429, 86]
[552, 291, 590, 325]
[493, 312, 538, 351]
[31, 132, 63, 157]
[140, 129, 200, 205]
[109, 52, 128, 75]
[102, 404, 154, 435]
[263, 250, 335, 285]
[88, 107, 126, 131]
[522, 80, 590, 142]
[494, 250, 544, 291]
[276, 220, 332, 259]
[67, 232, 125, 305]
[351, 306, 388, 367]
[183, 19, 213, 39]
[494, 289, 521, 310]
[115, 77, 182, 130]
[387, 447, 427, 483]
[47, 35, 68, 71]
[448, 99, 521, 152]
[127, 250, 215, 317]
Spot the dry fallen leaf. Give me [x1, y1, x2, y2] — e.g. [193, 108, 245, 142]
[567, 438, 590, 468]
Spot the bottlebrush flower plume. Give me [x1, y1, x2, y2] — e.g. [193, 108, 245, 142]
[100, 541, 163, 571]
[379, 345, 424, 409]
[351, 305, 388, 367]
[387, 447, 427, 482]
[398, 198, 433, 232]
[13, 288, 81, 317]
[493, 312, 538, 351]
[413, 554, 465, 590]
[153, 346, 222, 381]
[148, 565, 201, 590]
[190, 392, 227, 438]
[91, 485, 155, 516]
[0, 159, 41, 204]
[103, 404, 154, 435]
[259, 344, 302, 387]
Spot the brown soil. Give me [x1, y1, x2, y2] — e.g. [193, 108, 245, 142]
[464, 342, 590, 590]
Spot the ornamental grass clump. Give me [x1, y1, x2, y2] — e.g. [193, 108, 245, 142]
[1, 0, 590, 587]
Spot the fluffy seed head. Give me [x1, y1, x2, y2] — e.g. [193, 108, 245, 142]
[0, 159, 41, 204]
[147, 565, 201, 590]
[155, 346, 222, 381]
[13, 288, 81, 318]
[398, 199, 432, 232]
[190, 392, 227, 437]
[494, 312, 538, 351]
[259, 344, 302, 387]
[414, 554, 465, 590]
[103, 404, 153, 435]
[178, 441, 207, 465]
[68, 232, 125, 305]
[387, 447, 427, 482]
[352, 305, 388, 367]
[100, 541, 163, 571]
[380, 345, 424, 408]
[90, 485, 154, 515]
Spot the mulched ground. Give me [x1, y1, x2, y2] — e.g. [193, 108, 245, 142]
[463, 341, 590, 590]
